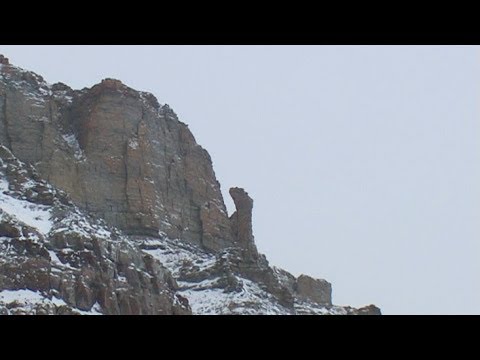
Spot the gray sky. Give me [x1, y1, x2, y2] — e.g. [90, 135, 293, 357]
[1, 45, 478, 315]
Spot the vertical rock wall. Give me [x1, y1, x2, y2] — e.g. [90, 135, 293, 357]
[0, 64, 234, 252]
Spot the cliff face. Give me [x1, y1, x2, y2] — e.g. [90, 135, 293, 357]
[0, 55, 380, 315]
[0, 145, 190, 315]
[0, 58, 232, 252]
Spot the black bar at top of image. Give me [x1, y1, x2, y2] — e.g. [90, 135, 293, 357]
[1, 31, 480, 45]
[1, 1, 478, 45]
[0, 27, 480, 45]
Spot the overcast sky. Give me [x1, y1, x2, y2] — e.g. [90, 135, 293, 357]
[1, 45, 478, 315]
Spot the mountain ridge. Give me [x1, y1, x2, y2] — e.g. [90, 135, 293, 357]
[0, 54, 380, 315]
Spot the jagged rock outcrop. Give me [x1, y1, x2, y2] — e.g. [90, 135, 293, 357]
[229, 187, 258, 259]
[353, 304, 382, 315]
[0, 56, 381, 315]
[295, 275, 332, 306]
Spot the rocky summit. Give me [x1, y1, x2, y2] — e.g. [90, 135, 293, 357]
[0, 55, 380, 315]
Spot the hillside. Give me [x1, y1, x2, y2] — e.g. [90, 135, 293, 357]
[0, 54, 380, 315]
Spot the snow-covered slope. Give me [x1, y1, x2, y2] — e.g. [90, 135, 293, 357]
[138, 238, 358, 315]
[0, 145, 380, 315]
[0, 146, 189, 315]
[0, 178, 53, 235]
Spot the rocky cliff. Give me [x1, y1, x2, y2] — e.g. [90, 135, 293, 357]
[0, 54, 380, 315]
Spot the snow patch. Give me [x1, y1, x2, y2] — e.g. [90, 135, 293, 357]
[178, 277, 289, 315]
[62, 133, 85, 161]
[0, 289, 46, 303]
[0, 289, 102, 315]
[0, 178, 53, 235]
[38, 87, 52, 97]
[47, 250, 77, 271]
[128, 138, 139, 150]
[75, 302, 103, 315]
[52, 210, 113, 240]
[143, 239, 216, 278]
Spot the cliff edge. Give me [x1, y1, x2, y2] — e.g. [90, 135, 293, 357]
[0, 55, 380, 315]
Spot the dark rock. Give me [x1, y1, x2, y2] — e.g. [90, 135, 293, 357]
[229, 187, 258, 258]
[295, 275, 332, 306]
[0, 55, 9, 65]
[0, 221, 21, 238]
[51, 82, 72, 92]
[355, 304, 382, 315]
